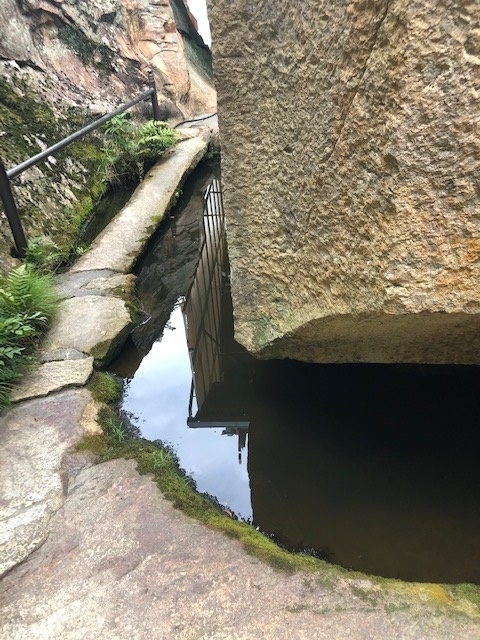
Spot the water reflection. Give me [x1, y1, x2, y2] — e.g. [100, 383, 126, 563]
[110, 159, 253, 520]
[119, 303, 253, 520]
[182, 178, 250, 465]
[248, 360, 480, 583]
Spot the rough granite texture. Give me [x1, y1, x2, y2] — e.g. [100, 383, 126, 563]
[44, 294, 132, 366]
[208, 0, 480, 363]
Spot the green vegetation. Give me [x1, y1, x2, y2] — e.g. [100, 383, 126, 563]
[16, 114, 177, 272]
[24, 237, 87, 274]
[102, 413, 129, 443]
[0, 264, 59, 411]
[1, 75, 178, 271]
[87, 371, 123, 405]
[0, 74, 106, 262]
[20, 114, 178, 272]
[101, 114, 178, 185]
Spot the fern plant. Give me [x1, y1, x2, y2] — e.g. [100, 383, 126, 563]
[135, 121, 178, 161]
[24, 237, 88, 274]
[101, 115, 178, 184]
[0, 264, 58, 320]
[0, 265, 59, 411]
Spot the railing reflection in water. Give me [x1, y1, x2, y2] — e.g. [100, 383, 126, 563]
[182, 178, 250, 462]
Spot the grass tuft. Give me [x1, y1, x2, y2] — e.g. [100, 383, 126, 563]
[88, 371, 123, 404]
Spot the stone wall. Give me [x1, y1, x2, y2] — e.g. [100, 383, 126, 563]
[208, 0, 480, 363]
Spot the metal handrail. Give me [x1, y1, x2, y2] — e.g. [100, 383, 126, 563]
[0, 69, 161, 258]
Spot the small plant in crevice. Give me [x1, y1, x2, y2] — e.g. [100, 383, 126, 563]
[150, 448, 173, 471]
[134, 120, 178, 162]
[24, 237, 61, 273]
[103, 414, 128, 443]
[25, 236, 89, 274]
[0, 264, 59, 411]
[97, 406, 140, 445]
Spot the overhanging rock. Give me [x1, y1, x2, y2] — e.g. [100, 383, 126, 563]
[209, 0, 480, 363]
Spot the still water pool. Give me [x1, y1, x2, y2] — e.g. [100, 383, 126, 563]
[110, 160, 480, 585]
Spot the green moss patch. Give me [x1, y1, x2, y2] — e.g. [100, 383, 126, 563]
[74, 433, 109, 456]
[58, 25, 114, 71]
[0, 74, 106, 262]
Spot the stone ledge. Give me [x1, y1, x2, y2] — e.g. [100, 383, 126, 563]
[44, 295, 132, 368]
[69, 131, 211, 274]
[10, 357, 94, 403]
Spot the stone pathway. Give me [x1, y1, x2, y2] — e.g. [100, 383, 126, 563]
[0, 129, 211, 576]
[1, 127, 480, 639]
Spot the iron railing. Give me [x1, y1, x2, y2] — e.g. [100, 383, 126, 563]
[0, 70, 160, 259]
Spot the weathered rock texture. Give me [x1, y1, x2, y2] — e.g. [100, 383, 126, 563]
[0, 0, 215, 271]
[0, 0, 214, 121]
[0, 389, 93, 576]
[9, 356, 94, 402]
[209, 0, 480, 363]
[4, 456, 480, 639]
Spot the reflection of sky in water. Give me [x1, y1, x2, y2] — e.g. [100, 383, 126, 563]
[122, 305, 252, 521]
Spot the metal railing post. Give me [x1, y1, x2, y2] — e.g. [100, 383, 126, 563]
[0, 161, 27, 259]
[148, 69, 161, 121]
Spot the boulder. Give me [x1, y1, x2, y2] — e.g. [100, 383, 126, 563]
[208, 0, 480, 363]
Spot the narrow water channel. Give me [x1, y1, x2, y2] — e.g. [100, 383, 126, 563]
[110, 160, 480, 586]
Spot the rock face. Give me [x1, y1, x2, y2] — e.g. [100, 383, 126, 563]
[0, 0, 215, 118]
[208, 0, 480, 363]
[0, 0, 215, 271]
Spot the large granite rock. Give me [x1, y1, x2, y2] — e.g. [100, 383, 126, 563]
[208, 0, 480, 363]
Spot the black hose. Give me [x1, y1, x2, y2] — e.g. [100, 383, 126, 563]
[174, 112, 218, 129]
